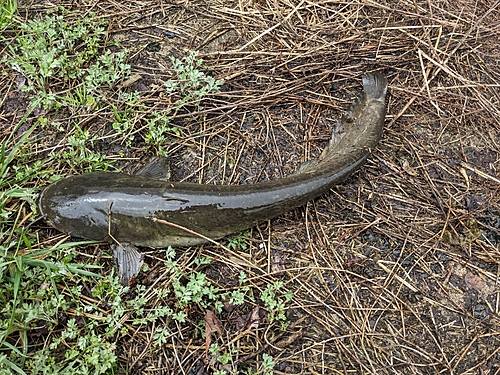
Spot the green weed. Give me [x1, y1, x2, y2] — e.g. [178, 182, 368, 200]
[210, 343, 237, 367]
[0, 101, 52, 230]
[5, 10, 220, 162]
[261, 281, 293, 328]
[161, 248, 220, 310]
[227, 230, 251, 250]
[165, 50, 224, 109]
[261, 353, 275, 374]
[111, 91, 141, 148]
[55, 123, 113, 172]
[210, 343, 275, 375]
[144, 111, 180, 156]
[4, 10, 130, 109]
[140, 51, 222, 154]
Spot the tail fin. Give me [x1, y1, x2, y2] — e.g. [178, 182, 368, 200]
[362, 72, 387, 101]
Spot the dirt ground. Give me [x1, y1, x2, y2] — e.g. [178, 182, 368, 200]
[3, 0, 500, 374]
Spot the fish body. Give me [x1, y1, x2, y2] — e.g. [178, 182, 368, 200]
[38, 72, 387, 281]
[39, 153, 367, 247]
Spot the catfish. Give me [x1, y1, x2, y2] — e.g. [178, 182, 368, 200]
[39, 72, 388, 284]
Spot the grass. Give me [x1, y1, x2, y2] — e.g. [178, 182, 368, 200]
[0, 133, 107, 373]
[0, 102, 110, 374]
[0, 0, 16, 31]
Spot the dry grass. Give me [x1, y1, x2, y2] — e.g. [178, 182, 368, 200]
[3, 0, 500, 373]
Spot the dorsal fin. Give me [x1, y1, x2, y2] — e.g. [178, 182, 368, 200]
[135, 157, 171, 181]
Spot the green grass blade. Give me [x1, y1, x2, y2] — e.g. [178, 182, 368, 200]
[1, 267, 22, 346]
[0, 98, 41, 182]
[0, 354, 27, 375]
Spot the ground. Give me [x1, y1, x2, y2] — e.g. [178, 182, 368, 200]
[1, 0, 500, 374]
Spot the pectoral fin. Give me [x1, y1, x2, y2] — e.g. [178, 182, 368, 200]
[135, 156, 171, 181]
[111, 243, 144, 285]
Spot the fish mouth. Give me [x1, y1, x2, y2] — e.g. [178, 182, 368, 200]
[37, 186, 48, 219]
[38, 184, 59, 228]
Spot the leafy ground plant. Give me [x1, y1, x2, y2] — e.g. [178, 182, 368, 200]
[261, 281, 294, 329]
[3, 7, 222, 164]
[3, 8, 130, 109]
[55, 123, 113, 172]
[165, 50, 224, 109]
[0, 111, 122, 373]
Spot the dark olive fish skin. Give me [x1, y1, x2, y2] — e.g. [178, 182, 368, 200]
[39, 73, 387, 248]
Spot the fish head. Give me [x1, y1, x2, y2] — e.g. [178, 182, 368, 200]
[38, 175, 110, 241]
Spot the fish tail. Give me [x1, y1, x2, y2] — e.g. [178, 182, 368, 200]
[362, 72, 387, 101]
